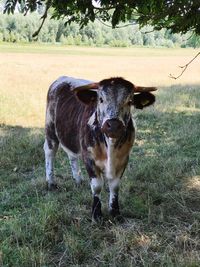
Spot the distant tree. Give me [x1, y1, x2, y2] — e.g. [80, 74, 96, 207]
[0, 32, 3, 41]
[65, 34, 75, 45]
[56, 21, 65, 42]
[129, 26, 143, 46]
[186, 35, 200, 48]
[142, 26, 155, 46]
[74, 34, 82, 45]
[6, 15, 17, 33]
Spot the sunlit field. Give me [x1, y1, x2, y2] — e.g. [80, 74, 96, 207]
[0, 43, 199, 127]
[0, 43, 200, 266]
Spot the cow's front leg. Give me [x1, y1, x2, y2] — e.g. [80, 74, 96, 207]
[85, 159, 103, 221]
[91, 177, 104, 221]
[108, 178, 120, 217]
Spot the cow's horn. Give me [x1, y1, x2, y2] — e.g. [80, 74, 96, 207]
[134, 85, 157, 92]
[73, 83, 99, 92]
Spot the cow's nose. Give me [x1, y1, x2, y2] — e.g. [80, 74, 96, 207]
[105, 119, 122, 130]
[102, 119, 125, 138]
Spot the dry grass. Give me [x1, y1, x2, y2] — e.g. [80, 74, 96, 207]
[0, 43, 199, 127]
[0, 44, 200, 267]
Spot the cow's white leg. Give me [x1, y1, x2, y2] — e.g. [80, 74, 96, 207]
[44, 139, 58, 189]
[68, 155, 83, 185]
[90, 177, 104, 221]
[108, 178, 120, 217]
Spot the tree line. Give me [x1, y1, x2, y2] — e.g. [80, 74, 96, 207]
[0, 13, 200, 48]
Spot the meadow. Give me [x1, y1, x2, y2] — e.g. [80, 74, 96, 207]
[0, 43, 200, 266]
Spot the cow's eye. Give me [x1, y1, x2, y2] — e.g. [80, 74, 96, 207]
[99, 97, 103, 103]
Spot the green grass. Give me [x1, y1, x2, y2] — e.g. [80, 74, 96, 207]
[1, 84, 200, 266]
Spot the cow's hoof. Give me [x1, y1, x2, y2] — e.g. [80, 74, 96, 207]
[92, 207, 103, 223]
[92, 212, 103, 224]
[47, 182, 58, 191]
[110, 208, 120, 218]
[114, 214, 125, 223]
[92, 196, 102, 223]
[110, 210, 124, 223]
[75, 178, 84, 187]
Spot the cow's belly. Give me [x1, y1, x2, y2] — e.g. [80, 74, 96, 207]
[56, 126, 81, 155]
[59, 142, 80, 158]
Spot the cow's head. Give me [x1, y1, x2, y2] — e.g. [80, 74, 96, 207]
[74, 78, 157, 138]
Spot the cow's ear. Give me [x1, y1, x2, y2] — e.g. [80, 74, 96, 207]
[133, 92, 155, 109]
[76, 90, 97, 105]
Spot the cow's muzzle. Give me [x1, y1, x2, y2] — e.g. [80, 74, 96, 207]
[102, 119, 125, 138]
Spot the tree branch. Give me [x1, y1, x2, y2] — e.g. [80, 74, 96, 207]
[141, 29, 154, 34]
[169, 51, 200, 80]
[96, 17, 137, 28]
[32, 0, 51, 38]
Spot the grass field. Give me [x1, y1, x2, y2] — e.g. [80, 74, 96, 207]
[0, 43, 200, 266]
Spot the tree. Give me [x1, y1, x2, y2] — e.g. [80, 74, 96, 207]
[3, 0, 200, 37]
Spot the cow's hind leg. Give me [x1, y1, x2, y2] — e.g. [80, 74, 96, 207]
[68, 154, 83, 185]
[44, 139, 58, 190]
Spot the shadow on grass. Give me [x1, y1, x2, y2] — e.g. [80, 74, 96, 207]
[0, 124, 44, 175]
[123, 84, 200, 221]
[0, 123, 86, 189]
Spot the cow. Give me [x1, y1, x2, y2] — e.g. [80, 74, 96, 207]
[44, 76, 157, 221]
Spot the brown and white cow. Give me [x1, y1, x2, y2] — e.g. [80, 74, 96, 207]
[44, 76, 157, 221]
